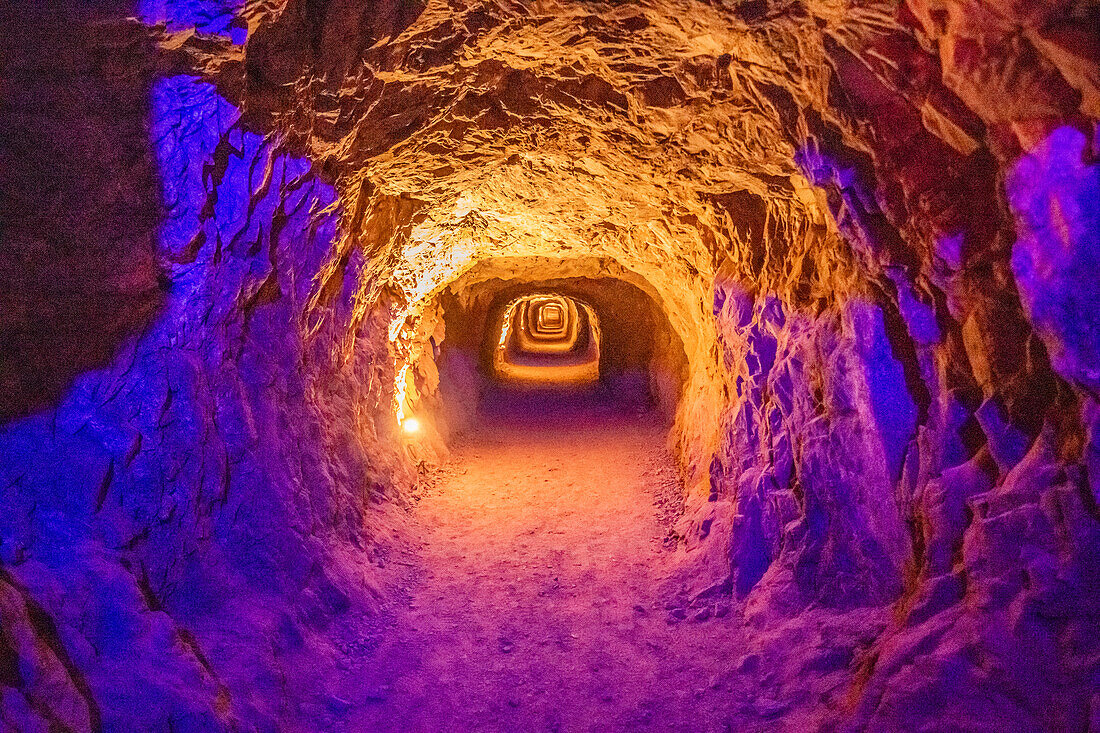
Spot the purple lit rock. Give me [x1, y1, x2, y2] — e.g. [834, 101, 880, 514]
[1008, 125, 1100, 394]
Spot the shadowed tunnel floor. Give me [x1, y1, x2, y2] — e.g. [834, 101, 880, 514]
[354, 387, 750, 732]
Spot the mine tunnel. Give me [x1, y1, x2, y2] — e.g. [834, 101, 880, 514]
[492, 292, 601, 386]
[414, 266, 690, 443]
[1, 0, 1099, 731]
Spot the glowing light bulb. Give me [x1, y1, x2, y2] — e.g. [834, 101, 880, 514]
[402, 417, 421, 434]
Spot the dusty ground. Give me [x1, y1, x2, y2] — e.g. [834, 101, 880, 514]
[354, 386, 756, 732]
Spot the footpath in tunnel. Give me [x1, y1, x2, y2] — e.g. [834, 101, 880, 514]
[355, 385, 749, 732]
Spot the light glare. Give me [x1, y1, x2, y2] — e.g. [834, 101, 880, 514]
[402, 417, 421, 434]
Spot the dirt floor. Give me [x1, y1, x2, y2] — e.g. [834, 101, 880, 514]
[353, 386, 757, 732]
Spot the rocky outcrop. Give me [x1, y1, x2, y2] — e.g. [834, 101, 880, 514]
[2, 18, 411, 724]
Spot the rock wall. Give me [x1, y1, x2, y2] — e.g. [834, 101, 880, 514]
[1, 0, 1097, 729]
[1, 10, 411, 728]
[0, 3, 165, 423]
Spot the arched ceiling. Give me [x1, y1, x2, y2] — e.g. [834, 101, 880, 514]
[168, 0, 869, 311]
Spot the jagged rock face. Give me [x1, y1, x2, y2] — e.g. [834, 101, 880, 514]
[0, 0, 1097, 730]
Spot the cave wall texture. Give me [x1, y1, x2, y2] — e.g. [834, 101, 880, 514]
[1, 0, 1098, 730]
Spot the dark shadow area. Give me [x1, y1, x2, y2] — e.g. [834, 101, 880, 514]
[476, 381, 657, 432]
[0, 2, 165, 423]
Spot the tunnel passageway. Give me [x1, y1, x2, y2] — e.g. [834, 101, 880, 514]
[357, 385, 747, 731]
[491, 293, 601, 386]
[3, 0, 1098, 729]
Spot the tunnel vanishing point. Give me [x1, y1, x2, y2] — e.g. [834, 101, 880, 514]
[1, 0, 1099, 730]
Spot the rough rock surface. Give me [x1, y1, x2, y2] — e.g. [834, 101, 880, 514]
[0, 0, 1097, 730]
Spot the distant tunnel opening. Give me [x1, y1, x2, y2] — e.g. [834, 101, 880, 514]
[407, 268, 690, 442]
[491, 292, 601, 386]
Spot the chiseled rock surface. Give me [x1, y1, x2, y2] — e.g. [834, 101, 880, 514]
[0, 0, 1097, 729]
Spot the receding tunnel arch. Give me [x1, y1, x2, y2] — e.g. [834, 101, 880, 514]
[491, 292, 601, 385]
[390, 257, 694, 452]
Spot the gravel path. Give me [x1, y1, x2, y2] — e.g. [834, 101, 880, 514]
[355, 387, 748, 732]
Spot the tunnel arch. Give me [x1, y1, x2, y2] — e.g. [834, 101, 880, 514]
[490, 292, 602, 385]
[392, 257, 696, 457]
